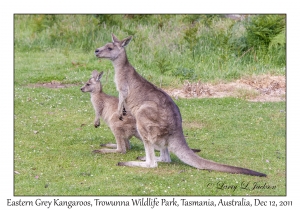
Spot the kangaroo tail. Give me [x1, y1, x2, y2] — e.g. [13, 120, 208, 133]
[169, 141, 266, 177]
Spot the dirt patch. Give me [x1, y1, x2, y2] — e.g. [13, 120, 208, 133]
[28, 81, 79, 89]
[164, 75, 286, 102]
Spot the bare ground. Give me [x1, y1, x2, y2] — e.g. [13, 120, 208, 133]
[164, 75, 286, 102]
[29, 75, 286, 102]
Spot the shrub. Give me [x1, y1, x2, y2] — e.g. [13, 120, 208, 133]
[244, 14, 286, 51]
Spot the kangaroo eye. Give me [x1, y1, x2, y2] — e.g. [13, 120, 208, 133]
[86, 83, 90, 86]
[108, 47, 113, 51]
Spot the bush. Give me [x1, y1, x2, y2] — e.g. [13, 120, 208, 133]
[244, 15, 286, 51]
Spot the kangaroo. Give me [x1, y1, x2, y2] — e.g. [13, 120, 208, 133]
[94, 34, 266, 177]
[80, 70, 139, 154]
[81, 70, 200, 156]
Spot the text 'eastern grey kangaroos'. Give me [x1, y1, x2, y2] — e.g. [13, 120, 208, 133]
[94, 34, 266, 177]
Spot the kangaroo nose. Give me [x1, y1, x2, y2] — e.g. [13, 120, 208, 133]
[95, 49, 100, 53]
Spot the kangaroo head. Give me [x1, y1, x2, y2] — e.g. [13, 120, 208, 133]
[95, 34, 132, 61]
[81, 70, 104, 93]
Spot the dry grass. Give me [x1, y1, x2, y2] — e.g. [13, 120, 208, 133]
[165, 74, 286, 102]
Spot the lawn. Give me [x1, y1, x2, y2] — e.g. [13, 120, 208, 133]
[14, 14, 286, 196]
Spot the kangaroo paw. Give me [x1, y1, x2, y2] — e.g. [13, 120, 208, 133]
[191, 148, 201, 153]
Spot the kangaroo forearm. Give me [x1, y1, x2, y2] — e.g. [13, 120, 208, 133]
[94, 116, 100, 128]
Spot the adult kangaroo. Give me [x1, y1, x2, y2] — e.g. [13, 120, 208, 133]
[94, 34, 266, 177]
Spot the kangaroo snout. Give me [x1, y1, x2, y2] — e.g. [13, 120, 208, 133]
[95, 48, 103, 56]
[95, 48, 102, 58]
[80, 87, 86, 92]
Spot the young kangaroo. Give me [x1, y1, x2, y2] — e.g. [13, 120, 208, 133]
[94, 34, 266, 177]
[80, 70, 140, 154]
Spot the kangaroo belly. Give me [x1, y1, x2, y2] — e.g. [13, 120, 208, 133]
[133, 103, 176, 145]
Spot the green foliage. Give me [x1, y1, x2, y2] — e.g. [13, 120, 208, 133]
[182, 14, 201, 24]
[15, 15, 103, 52]
[269, 26, 286, 48]
[267, 25, 286, 66]
[124, 14, 153, 24]
[227, 24, 248, 55]
[155, 56, 171, 74]
[183, 25, 200, 60]
[94, 14, 124, 29]
[198, 14, 223, 27]
[245, 15, 286, 51]
[14, 14, 285, 84]
[183, 26, 199, 45]
[174, 67, 198, 81]
[32, 14, 57, 33]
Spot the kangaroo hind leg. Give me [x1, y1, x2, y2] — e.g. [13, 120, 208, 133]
[137, 147, 171, 163]
[93, 130, 129, 154]
[118, 140, 158, 168]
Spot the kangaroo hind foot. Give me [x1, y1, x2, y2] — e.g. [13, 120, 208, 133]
[93, 148, 126, 154]
[100, 143, 117, 149]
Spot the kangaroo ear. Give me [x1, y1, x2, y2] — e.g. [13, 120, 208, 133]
[97, 71, 104, 81]
[92, 70, 99, 80]
[121, 36, 132, 47]
[112, 34, 120, 43]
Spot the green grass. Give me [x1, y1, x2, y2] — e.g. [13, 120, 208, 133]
[14, 86, 285, 196]
[14, 14, 286, 196]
